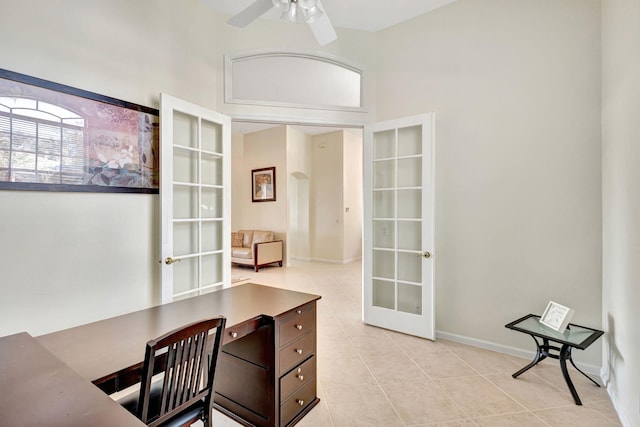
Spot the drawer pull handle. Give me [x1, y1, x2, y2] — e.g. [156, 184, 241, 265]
[296, 399, 304, 407]
[230, 332, 238, 338]
[297, 374, 304, 381]
[295, 349, 303, 355]
[295, 324, 303, 330]
[296, 309, 302, 314]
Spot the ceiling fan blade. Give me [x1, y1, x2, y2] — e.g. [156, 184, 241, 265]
[227, 0, 274, 28]
[308, 1, 337, 46]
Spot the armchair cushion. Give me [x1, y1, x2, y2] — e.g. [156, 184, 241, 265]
[231, 247, 252, 259]
[231, 232, 244, 248]
[238, 230, 254, 248]
[252, 230, 274, 244]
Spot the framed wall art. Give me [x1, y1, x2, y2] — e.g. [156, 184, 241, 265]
[252, 166, 276, 202]
[0, 68, 159, 193]
[539, 301, 575, 333]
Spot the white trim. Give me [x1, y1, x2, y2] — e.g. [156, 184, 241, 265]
[436, 330, 603, 377]
[307, 256, 362, 264]
[606, 386, 632, 427]
[224, 48, 367, 112]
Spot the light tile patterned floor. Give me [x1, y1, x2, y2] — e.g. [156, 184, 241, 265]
[214, 261, 621, 427]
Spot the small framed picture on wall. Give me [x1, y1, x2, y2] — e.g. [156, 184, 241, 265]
[252, 167, 276, 202]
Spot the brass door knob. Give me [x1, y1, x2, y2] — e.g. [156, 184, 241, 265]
[422, 251, 431, 259]
[164, 257, 181, 265]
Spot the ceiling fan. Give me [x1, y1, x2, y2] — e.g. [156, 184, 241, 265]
[227, 0, 337, 46]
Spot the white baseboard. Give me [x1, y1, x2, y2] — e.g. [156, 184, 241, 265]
[604, 380, 633, 427]
[436, 330, 603, 378]
[308, 256, 362, 264]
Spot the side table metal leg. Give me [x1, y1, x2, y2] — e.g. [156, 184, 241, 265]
[513, 336, 546, 378]
[560, 345, 582, 405]
[568, 352, 601, 387]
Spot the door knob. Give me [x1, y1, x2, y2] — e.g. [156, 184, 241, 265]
[422, 251, 431, 259]
[164, 257, 181, 265]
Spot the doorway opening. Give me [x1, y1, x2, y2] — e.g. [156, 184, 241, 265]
[230, 121, 363, 268]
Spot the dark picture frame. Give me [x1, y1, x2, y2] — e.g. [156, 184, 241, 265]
[251, 166, 276, 202]
[0, 68, 159, 194]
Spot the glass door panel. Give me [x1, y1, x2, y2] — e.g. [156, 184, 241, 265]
[173, 222, 198, 256]
[201, 221, 222, 253]
[373, 190, 395, 217]
[374, 160, 395, 188]
[397, 189, 421, 218]
[373, 220, 395, 248]
[201, 188, 222, 218]
[373, 279, 395, 310]
[173, 257, 198, 294]
[398, 126, 422, 156]
[201, 153, 222, 186]
[373, 250, 395, 280]
[173, 186, 198, 219]
[398, 283, 422, 315]
[374, 130, 395, 159]
[397, 158, 421, 187]
[201, 119, 222, 153]
[397, 252, 421, 283]
[397, 221, 421, 250]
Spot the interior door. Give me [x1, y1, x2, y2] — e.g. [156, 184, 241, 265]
[363, 114, 435, 339]
[160, 94, 231, 303]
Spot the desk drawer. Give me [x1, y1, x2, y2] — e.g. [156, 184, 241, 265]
[223, 316, 264, 345]
[280, 356, 315, 401]
[279, 333, 314, 375]
[279, 303, 315, 347]
[280, 378, 316, 427]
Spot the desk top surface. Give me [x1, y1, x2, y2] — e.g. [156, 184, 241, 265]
[36, 283, 320, 383]
[0, 332, 143, 426]
[505, 314, 604, 350]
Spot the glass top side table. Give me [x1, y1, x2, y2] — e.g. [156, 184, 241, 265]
[505, 313, 604, 405]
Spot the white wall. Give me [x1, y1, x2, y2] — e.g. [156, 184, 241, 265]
[310, 131, 345, 262]
[343, 130, 364, 262]
[601, 0, 640, 424]
[238, 126, 288, 236]
[0, 0, 221, 336]
[376, 0, 603, 368]
[287, 128, 313, 262]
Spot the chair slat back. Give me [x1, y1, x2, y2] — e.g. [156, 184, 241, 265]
[137, 317, 226, 426]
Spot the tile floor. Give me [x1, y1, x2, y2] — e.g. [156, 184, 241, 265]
[217, 260, 621, 427]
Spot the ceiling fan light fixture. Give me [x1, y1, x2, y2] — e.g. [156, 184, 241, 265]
[303, 5, 323, 23]
[272, 0, 290, 12]
[298, 0, 318, 9]
[282, 1, 298, 23]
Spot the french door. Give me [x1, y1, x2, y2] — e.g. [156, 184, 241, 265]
[160, 94, 231, 303]
[363, 114, 435, 339]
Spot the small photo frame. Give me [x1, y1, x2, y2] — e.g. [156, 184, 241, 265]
[252, 167, 276, 202]
[539, 301, 575, 332]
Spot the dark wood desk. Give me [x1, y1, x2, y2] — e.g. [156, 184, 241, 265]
[37, 283, 321, 427]
[0, 332, 144, 426]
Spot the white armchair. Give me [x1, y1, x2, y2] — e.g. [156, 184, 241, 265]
[231, 230, 283, 272]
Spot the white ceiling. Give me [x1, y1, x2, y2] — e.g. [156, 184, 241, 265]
[204, 0, 456, 33]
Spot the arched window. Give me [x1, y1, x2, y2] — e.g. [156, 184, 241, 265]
[0, 97, 86, 184]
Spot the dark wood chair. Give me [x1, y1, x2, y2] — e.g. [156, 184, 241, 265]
[118, 316, 226, 427]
